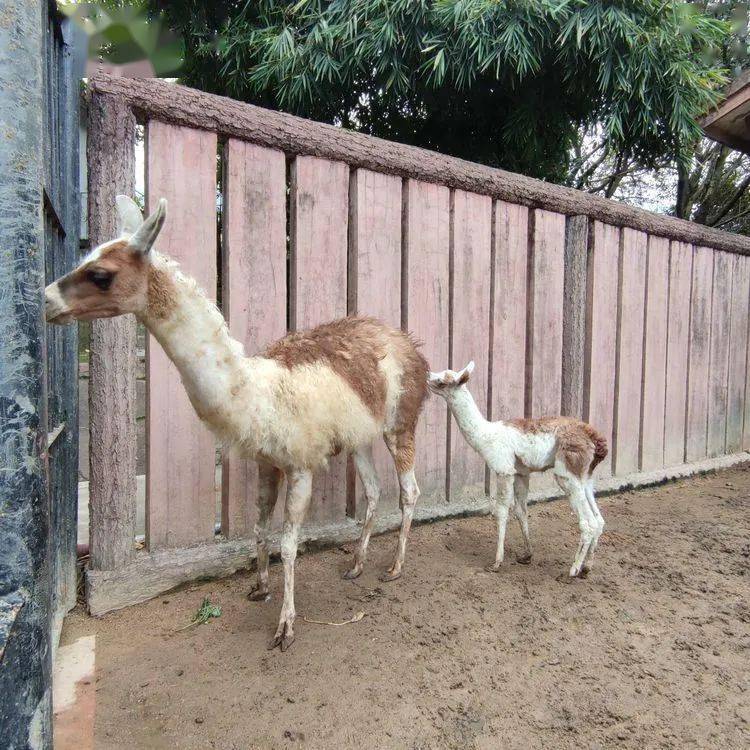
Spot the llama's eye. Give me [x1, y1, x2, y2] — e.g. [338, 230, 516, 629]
[88, 269, 114, 291]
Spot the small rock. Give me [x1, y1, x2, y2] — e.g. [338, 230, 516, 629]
[195, 717, 204, 725]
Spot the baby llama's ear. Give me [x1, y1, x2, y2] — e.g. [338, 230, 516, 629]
[115, 195, 144, 236]
[457, 360, 475, 385]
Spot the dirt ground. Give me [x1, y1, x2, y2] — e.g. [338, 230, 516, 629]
[61, 465, 750, 749]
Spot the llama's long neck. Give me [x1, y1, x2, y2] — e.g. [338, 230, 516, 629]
[445, 387, 491, 454]
[138, 255, 253, 427]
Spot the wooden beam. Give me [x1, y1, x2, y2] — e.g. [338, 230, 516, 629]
[88, 76, 750, 256]
[87, 91, 138, 571]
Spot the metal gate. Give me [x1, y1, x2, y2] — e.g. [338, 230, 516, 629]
[0, 1, 83, 747]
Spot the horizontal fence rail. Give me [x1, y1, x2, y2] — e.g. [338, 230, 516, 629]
[85, 75, 750, 615]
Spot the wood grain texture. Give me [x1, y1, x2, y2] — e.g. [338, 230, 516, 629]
[491, 201, 528, 422]
[614, 228, 647, 475]
[404, 179, 451, 500]
[450, 190, 492, 500]
[707, 251, 733, 457]
[348, 168, 402, 515]
[146, 121, 218, 549]
[90, 77, 750, 256]
[527, 209, 566, 417]
[686, 246, 714, 463]
[584, 222, 620, 475]
[640, 236, 669, 471]
[87, 91, 138, 571]
[290, 155, 350, 523]
[561, 216, 589, 418]
[664, 242, 693, 467]
[728, 256, 750, 451]
[221, 141, 287, 539]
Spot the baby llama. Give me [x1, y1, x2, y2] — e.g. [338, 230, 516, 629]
[428, 362, 607, 579]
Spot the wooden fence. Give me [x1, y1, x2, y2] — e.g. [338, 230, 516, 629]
[85, 75, 750, 615]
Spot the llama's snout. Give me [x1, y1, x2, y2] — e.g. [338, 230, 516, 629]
[45, 282, 72, 324]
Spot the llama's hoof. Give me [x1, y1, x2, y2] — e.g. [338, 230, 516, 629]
[247, 588, 270, 602]
[484, 562, 502, 573]
[515, 552, 533, 565]
[342, 565, 363, 580]
[577, 565, 590, 579]
[379, 568, 401, 583]
[268, 624, 295, 652]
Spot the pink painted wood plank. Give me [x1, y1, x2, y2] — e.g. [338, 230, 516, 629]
[404, 179, 451, 500]
[707, 251, 733, 457]
[664, 241, 693, 467]
[290, 155, 350, 524]
[686, 246, 714, 462]
[528, 209, 566, 417]
[348, 168, 402, 516]
[450, 190, 492, 500]
[728, 255, 750, 452]
[145, 121, 218, 549]
[584, 222, 620, 476]
[614, 228, 647, 475]
[639, 236, 669, 471]
[492, 201, 528, 422]
[221, 141, 287, 539]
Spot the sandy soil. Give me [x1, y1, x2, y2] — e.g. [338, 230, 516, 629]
[61, 465, 750, 749]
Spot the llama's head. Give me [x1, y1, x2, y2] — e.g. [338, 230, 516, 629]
[45, 196, 167, 324]
[427, 361, 475, 398]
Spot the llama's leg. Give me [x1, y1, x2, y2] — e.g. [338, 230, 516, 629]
[579, 479, 605, 577]
[269, 468, 312, 652]
[343, 445, 381, 580]
[485, 473, 515, 572]
[249, 461, 282, 601]
[554, 464, 597, 579]
[513, 474, 533, 564]
[381, 431, 420, 582]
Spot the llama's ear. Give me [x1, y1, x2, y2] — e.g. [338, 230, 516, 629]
[129, 198, 167, 256]
[116, 195, 144, 236]
[457, 361, 475, 386]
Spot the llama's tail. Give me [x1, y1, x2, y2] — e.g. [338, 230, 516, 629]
[585, 425, 608, 474]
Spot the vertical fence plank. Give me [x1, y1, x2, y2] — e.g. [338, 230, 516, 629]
[686, 246, 713, 463]
[664, 242, 693, 466]
[404, 179, 450, 500]
[707, 251, 733, 457]
[527, 209, 566, 417]
[584, 222, 620, 475]
[221, 141, 287, 538]
[614, 228, 647, 475]
[561, 216, 589, 419]
[491, 201, 528, 421]
[728, 255, 750, 452]
[450, 190, 492, 501]
[146, 122, 218, 549]
[348, 168, 402, 515]
[87, 92, 137, 569]
[290, 155, 349, 524]
[640, 236, 669, 471]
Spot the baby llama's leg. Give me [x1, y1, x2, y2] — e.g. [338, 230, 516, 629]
[513, 474, 533, 564]
[486, 474, 515, 572]
[553, 459, 598, 579]
[343, 445, 381, 580]
[249, 461, 282, 601]
[579, 478, 605, 577]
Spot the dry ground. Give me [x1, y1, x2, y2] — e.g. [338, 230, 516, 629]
[61, 465, 750, 749]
